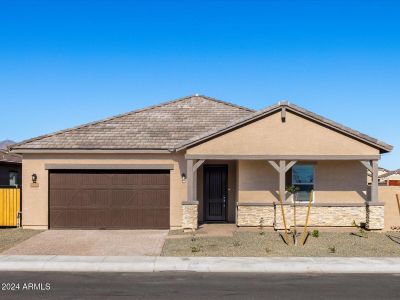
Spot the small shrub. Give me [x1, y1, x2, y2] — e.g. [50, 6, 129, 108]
[233, 240, 241, 247]
[352, 220, 368, 238]
[328, 246, 336, 254]
[265, 247, 271, 253]
[312, 230, 319, 238]
[191, 246, 201, 253]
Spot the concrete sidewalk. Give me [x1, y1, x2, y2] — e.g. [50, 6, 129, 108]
[1, 256, 400, 273]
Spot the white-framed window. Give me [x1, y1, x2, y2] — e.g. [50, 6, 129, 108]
[9, 171, 18, 186]
[292, 164, 314, 202]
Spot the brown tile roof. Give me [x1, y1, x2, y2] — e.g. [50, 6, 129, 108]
[11, 95, 254, 151]
[11, 96, 393, 153]
[0, 149, 22, 164]
[177, 101, 393, 153]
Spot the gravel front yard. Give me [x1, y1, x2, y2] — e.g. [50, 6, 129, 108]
[162, 231, 400, 257]
[0, 228, 42, 253]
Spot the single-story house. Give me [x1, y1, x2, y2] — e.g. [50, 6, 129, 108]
[379, 169, 400, 186]
[0, 149, 22, 187]
[367, 167, 388, 184]
[10, 95, 393, 230]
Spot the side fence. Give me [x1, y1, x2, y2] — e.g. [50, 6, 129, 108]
[0, 188, 21, 227]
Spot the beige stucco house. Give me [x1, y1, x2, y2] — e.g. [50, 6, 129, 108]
[10, 95, 393, 231]
[379, 169, 400, 186]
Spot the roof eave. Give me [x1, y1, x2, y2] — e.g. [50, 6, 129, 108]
[10, 148, 174, 154]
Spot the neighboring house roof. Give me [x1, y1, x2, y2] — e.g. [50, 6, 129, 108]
[10, 95, 254, 151]
[0, 149, 22, 164]
[177, 101, 393, 153]
[0, 140, 16, 150]
[10, 95, 393, 153]
[379, 169, 400, 179]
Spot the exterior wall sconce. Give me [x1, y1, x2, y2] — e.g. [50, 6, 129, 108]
[32, 173, 38, 184]
[181, 173, 186, 183]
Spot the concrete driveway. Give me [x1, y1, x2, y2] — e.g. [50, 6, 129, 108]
[1, 230, 168, 256]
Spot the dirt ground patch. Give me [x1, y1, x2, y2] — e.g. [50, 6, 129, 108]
[0, 228, 42, 253]
[162, 231, 400, 257]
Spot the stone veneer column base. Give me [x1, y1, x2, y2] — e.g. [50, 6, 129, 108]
[182, 201, 198, 230]
[366, 203, 385, 230]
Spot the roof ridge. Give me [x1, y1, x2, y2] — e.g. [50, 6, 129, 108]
[11, 95, 254, 150]
[196, 94, 255, 112]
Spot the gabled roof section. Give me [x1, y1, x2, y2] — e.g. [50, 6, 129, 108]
[379, 169, 400, 179]
[178, 101, 393, 153]
[0, 149, 22, 164]
[11, 95, 254, 151]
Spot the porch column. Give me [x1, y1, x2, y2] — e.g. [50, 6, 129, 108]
[192, 159, 205, 202]
[267, 160, 297, 202]
[279, 160, 286, 202]
[183, 159, 205, 231]
[371, 160, 378, 202]
[360, 159, 379, 202]
[187, 159, 194, 201]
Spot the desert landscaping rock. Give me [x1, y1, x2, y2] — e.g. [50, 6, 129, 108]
[162, 231, 400, 257]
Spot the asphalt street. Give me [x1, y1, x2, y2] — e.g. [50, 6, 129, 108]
[0, 272, 399, 300]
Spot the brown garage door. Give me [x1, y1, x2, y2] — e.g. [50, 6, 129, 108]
[49, 170, 170, 229]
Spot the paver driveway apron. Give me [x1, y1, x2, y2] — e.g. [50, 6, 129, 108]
[1, 230, 168, 256]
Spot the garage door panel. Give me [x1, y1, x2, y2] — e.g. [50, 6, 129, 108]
[49, 171, 170, 229]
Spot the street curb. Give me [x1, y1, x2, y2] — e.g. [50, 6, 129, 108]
[0, 256, 400, 273]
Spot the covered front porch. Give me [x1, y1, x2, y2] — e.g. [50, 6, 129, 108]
[182, 155, 384, 231]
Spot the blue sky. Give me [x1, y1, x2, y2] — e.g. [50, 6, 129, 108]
[0, 0, 398, 169]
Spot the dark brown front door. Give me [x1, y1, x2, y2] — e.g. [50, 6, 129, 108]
[204, 165, 228, 221]
[49, 170, 170, 229]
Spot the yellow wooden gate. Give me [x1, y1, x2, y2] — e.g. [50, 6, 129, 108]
[0, 188, 21, 227]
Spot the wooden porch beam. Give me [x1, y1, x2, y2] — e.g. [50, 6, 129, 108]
[193, 159, 205, 172]
[360, 160, 373, 172]
[185, 154, 381, 161]
[267, 160, 280, 172]
[285, 160, 297, 172]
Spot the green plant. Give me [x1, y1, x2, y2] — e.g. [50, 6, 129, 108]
[328, 246, 336, 254]
[191, 245, 201, 253]
[352, 220, 368, 238]
[286, 185, 300, 195]
[312, 229, 319, 238]
[259, 217, 265, 235]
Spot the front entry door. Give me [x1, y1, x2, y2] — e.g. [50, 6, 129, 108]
[204, 165, 228, 221]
